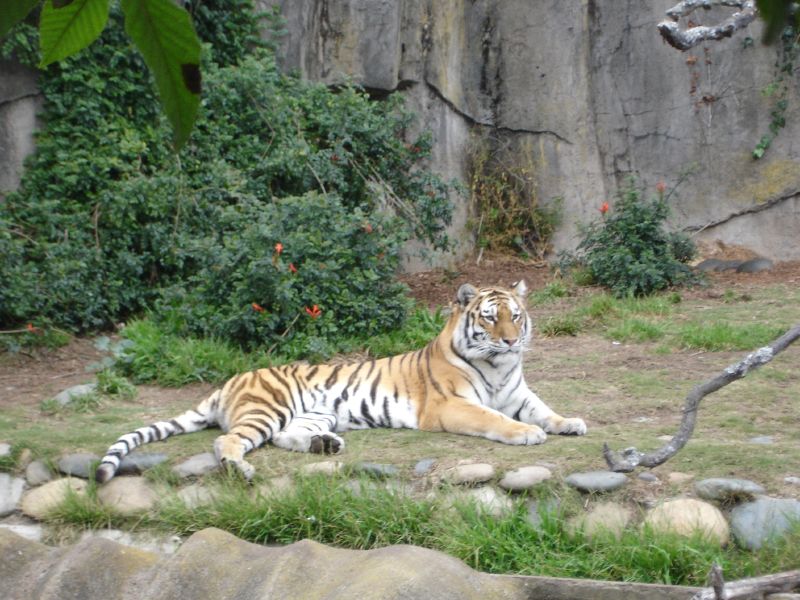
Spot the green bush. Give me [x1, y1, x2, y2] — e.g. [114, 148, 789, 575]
[566, 182, 696, 297]
[0, 2, 454, 351]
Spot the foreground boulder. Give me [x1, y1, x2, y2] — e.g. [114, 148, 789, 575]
[0, 527, 526, 600]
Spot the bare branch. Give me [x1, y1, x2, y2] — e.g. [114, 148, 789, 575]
[691, 568, 800, 600]
[603, 323, 800, 472]
[657, 0, 758, 51]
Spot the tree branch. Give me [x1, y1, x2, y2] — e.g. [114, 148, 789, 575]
[603, 323, 800, 472]
[691, 567, 800, 600]
[657, 0, 758, 51]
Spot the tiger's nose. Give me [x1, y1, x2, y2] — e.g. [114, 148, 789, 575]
[503, 338, 517, 346]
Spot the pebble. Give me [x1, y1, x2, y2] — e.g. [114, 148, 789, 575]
[730, 497, 800, 550]
[565, 471, 627, 493]
[443, 463, 495, 485]
[172, 453, 219, 479]
[645, 498, 729, 546]
[57, 453, 100, 479]
[748, 435, 774, 445]
[637, 472, 658, 483]
[53, 383, 97, 406]
[352, 462, 399, 479]
[694, 478, 765, 503]
[20, 478, 88, 520]
[0, 474, 26, 517]
[413, 458, 436, 476]
[568, 502, 632, 541]
[299, 461, 343, 476]
[97, 476, 159, 515]
[117, 452, 169, 476]
[25, 460, 53, 487]
[498, 466, 552, 491]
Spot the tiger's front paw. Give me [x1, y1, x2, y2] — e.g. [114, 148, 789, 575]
[513, 425, 547, 445]
[544, 416, 587, 436]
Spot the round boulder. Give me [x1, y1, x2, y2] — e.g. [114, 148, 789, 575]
[644, 498, 729, 546]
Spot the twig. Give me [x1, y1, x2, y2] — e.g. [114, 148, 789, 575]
[691, 568, 800, 600]
[604, 323, 800, 472]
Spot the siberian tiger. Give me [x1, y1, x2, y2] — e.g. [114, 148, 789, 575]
[95, 281, 587, 483]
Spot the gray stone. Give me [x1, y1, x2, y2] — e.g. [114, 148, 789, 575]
[730, 497, 800, 550]
[694, 478, 765, 503]
[57, 453, 99, 478]
[443, 463, 495, 485]
[637, 472, 658, 483]
[748, 435, 774, 445]
[525, 498, 561, 531]
[498, 466, 552, 491]
[299, 461, 343, 476]
[785, 476, 800, 486]
[565, 471, 627, 493]
[0, 474, 26, 517]
[96, 477, 159, 515]
[117, 452, 169, 475]
[568, 502, 632, 541]
[695, 258, 743, 272]
[736, 257, 774, 273]
[176, 483, 218, 509]
[413, 458, 436, 476]
[352, 462, 399, 478]
[20, 478, 88, 520]
[25, 460, 53, 487]
[172, 453, 219, 479]
[0, 522, 43, 543]
[53, 383, 97, 406]
[645, 498, 729, 546]
[0, 443, 11, 458]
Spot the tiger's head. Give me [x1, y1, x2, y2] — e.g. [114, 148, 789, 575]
[450, 281, 531, 359]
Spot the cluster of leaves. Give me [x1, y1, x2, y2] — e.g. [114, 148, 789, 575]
[562, 182, 696, 297]
[0, 2, 454, 352]
[468, 133, 561, 260]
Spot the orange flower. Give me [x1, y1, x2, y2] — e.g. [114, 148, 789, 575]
[289, 263, 298, 273]
[251, 303, 265, 313]
[274, 242, 284, 254]
[599, 202, 610, 215]
[26, 323, 40, 334]
[363, 222, 373, 234]
[305, 305, 322, 319]
[656, 181, 667, 194]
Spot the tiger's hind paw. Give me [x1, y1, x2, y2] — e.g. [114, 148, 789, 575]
[221, 458, 256, 481]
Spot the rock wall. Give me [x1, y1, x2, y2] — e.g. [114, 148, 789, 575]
[0, 60, 41, 199]
[261, 0, 800, 265]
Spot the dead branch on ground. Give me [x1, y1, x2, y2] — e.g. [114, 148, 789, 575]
[691, 565, 800, 599]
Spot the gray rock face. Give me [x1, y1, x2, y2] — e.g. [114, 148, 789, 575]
[565, 471, 627, 493]
[694, 478, 765, 503]
[0, 474, 26, 517]
[730, 497, 800, 550]
[57, 453, 99, 478]
[172, 453, 219, 479]
[0, 527, 530, 600]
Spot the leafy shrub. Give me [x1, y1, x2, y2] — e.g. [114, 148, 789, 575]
[566, 182, 696, 297]
[0, 2, 454, 351]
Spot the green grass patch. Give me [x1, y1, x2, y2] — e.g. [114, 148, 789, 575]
[675, 321, 788, 352]
[606, 318, 666, 343]
[529, 281, 570, 306]
[538, 314, 584, 337]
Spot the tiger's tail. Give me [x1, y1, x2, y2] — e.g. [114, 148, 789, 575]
[94, 389, 223, 483]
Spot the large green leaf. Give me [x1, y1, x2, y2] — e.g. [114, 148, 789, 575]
[0, 0, 41, 39]
[121, 0, 201, 149]
[38, 0, 110, 67]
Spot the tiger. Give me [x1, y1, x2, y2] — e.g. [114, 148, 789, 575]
[95, 280, 587, 483]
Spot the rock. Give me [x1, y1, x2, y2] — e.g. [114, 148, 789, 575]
[568, 502, 632, 541]
[97, 477, 158, 515]
[463, 486, 514, 517]
[443, 463, 495, 485]
[730, 497, 800, 550]
[525, 498, 561, 531]
[176, 484, 217, 509]
[172, 453, 219, 479]
[117, 452, 169, 476]
[299, 461, 343, 476]
[694, 478, 765, 503]
[53, 383, 97, 406]
[785, 476, 800, 486]
[0, 527, 528, 599]
[79, 529, 182, 555]
[0, 474, 26, 517]
[748, 435, 774, 445]
[20, 478, 88, 520]
[255, 475, 294, 497]
[17, 449, 32, 469]
[57, 453, 99, 478]
[667, 472, 694, 485]
[736, 257, 773, 273]
[0, 521, 43, 543]
[352, 462, 399, 478]
[644, 498, 729, 546]
[0, 443, 11, 458]
[637, 472, 658, 483]
[25, 460, 53, 487]
[695, 258, 743, 272]
[564, 471, 627, 493]
[414, 458, 436, 476]
[498, 466, 552, 491]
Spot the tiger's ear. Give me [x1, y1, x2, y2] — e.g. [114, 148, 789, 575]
[456, 283, 477, 307]
[512, 279, 528, 298]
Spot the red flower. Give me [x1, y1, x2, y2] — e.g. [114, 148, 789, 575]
[305, 305, 322, 319]
[274, 242, 284, 255]
[363, 222, 373, 234]
[26, 323, 41, 334]
[599, 202, 610, 215]
[331, 153, 339, 162]
[656, 181, 667, 194]
[289, 263, 298, 273]
[251, 303, 265, 313]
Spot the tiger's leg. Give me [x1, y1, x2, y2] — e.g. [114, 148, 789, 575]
[426, 401, 547, 445]
[504, 389, 587, 436]
[213, 424, 265, 481]
[272, 412, 344, 454]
